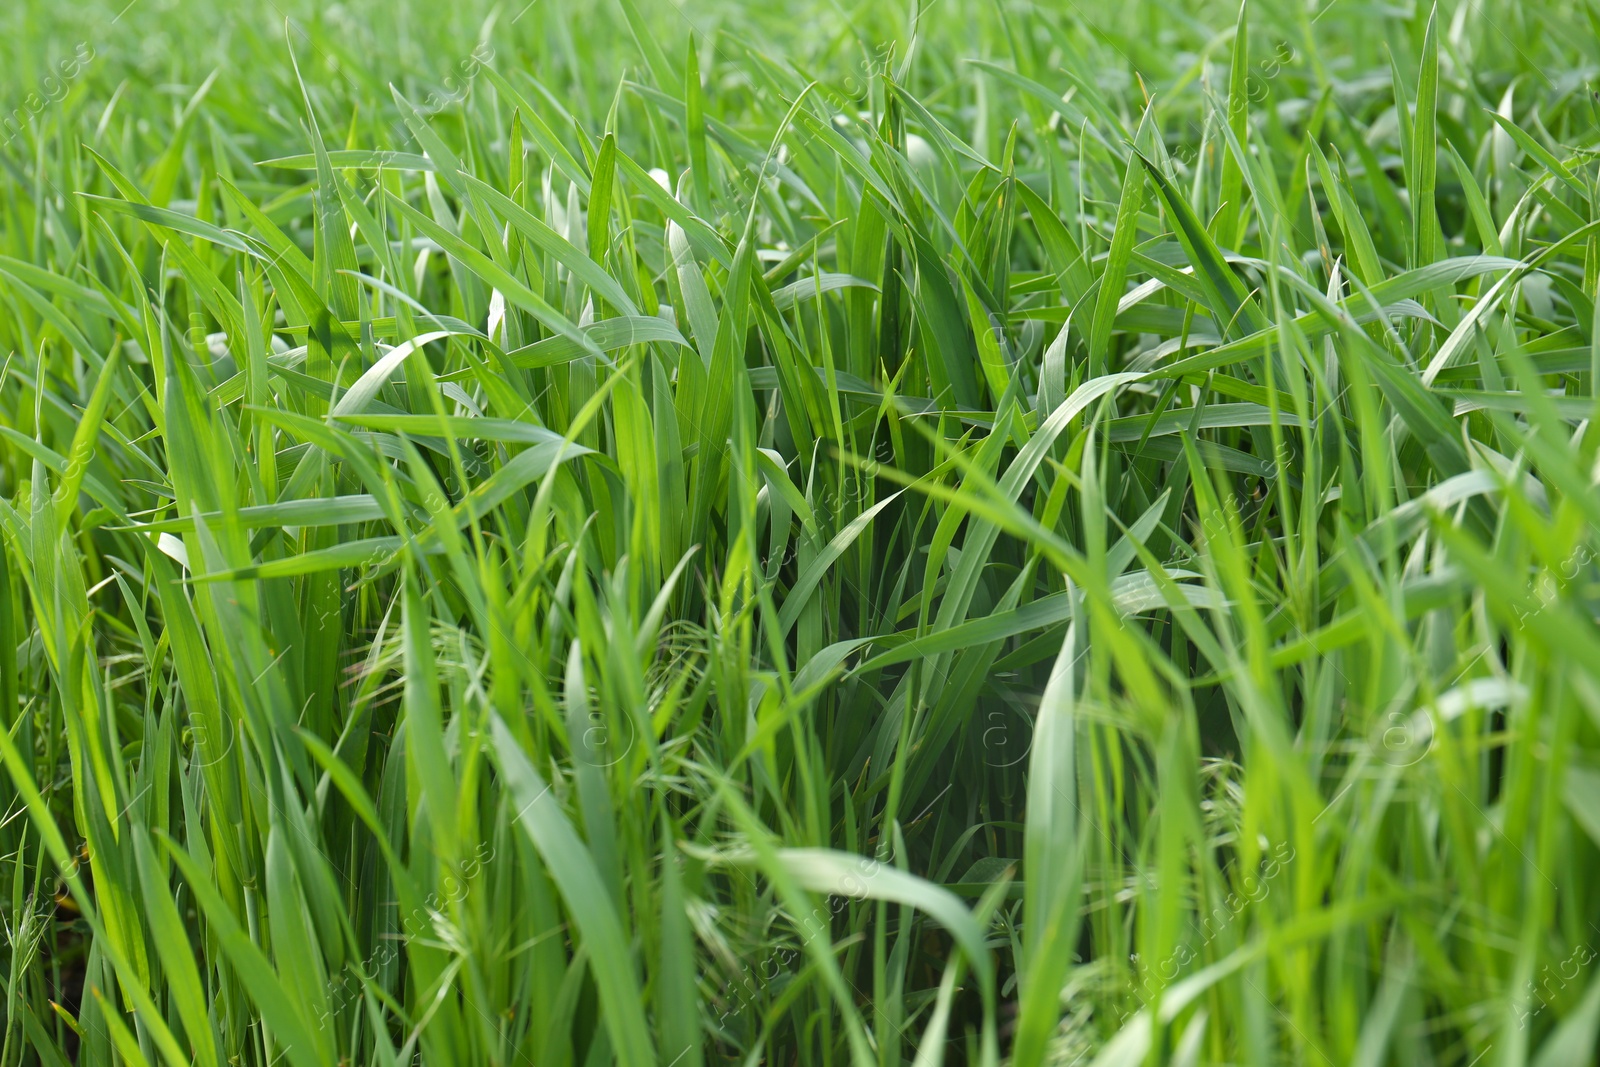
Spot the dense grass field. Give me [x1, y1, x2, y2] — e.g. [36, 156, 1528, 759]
[2, 0, 1599, 1062]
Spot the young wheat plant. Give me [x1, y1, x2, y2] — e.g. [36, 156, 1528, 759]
[1, 0, 1599, 1063]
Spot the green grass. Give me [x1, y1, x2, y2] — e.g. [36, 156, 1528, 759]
[1, 0, 1599, 1063]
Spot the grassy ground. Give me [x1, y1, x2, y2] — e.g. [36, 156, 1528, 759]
[1, 0, 1599, 1063]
